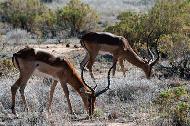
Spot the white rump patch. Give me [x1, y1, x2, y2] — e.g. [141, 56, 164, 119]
[34, 48, 44, 55]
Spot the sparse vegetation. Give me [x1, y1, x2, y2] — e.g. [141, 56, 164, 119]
[0, 0, 45, 32]
[106, 0, 190, 47]
[0, 0, 99, 38]
[56, 0, 99, 36]
[154, 85, 190, 125]
[0, 59, 14, 77]
[0, 0, 189, 125]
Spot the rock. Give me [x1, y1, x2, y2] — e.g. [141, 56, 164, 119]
[74, 45, 79, 48]
[168, 82, 181, 87]
[108, 112, 118, 120]
[66, 43, 70, 48]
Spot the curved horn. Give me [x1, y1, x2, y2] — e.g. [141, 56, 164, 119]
[94, 62, 116, 97]
[149, 35, 160, 67]
[146, 30, 154, 62]
[81, 61, 95, 93]
[146, 30, 161, 67]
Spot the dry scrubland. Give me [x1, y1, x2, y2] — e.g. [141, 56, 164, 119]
[48, 0, 155, 24]
[0, 38, 189, 126]
[0, 0, 190, 125]
[45, 0, 156, 30]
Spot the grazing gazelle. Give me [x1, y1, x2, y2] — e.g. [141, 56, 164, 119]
[80, 32, 159, 79]
[11, 47, 114, 116]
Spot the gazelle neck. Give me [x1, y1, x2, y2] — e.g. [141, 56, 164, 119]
[124, 47, 148, 71]
[65, 63, 91, 95]
[67, 70, 92, 111]
[68, 72, 90, 94]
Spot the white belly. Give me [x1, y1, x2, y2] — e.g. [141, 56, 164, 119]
[99, 44, 120, 53]
[33, 61, 61, 80]
[33, 69, 59, 80]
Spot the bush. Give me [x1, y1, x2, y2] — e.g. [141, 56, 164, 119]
[105, 0, 190, 70]
[56, 0, 99, 36]
[0, 0, 99, 38]
[160, 33, 190, 60]
[105, 0, 190, 44]
[154, 86, 190, 125]
[105, 12, 147, 48]
[0, 34, 5, 52]
[0, 59, 14, 77]
[0, 0, 59, 38]
[0, 0, 46, 32]
[34, 9, 57, 38]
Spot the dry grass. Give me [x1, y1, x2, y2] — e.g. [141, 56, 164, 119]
[0, 38, 189, 125]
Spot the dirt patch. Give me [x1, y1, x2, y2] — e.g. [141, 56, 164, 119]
[30, 43, 83, 56]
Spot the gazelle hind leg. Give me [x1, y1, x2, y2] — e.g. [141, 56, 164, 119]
[11, 72, 32, 114]
[11, 77, 22, 114]
[19, 84, 28, 112]
[19, 72, 33, 113]
[47, 80, 58, 114]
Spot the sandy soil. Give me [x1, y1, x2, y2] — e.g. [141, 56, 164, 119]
[29, 43, 83, 56]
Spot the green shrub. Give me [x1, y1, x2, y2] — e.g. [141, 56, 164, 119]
[154, 86, 190, 125]
[56, 0, 99, 36]
[0, 0, 99, 38]
[0, 0, 45, 32]
[93, 108, 104, 118]
[34, 9, 57, 38]
[159, 33, 190, 62]
[0, 33, 5, 51]
[105, 12, 147, 48]
[0, 59, 14, 77]
[105, 0, 190, 66]
[105, 0, 190, 44]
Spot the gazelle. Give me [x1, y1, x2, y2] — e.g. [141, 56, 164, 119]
[80, 32, 159, 79]
[11, 46, 114, 116]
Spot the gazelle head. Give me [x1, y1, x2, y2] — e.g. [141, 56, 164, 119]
[142, 32, 160, 79]
[81, 62, 115, 116]
[143, 55, 159, 79]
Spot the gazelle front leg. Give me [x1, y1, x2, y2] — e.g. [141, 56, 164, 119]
[112, 53, 119, 76]
[80, 52, 95, 79]
[47, 80, 58, 114]
[59, 80, 74, 115]
[19, 84, 28, 112]
[80, 53, 90, 71]
[86, 51, 99, 80]
[118, 58, 127, 77]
